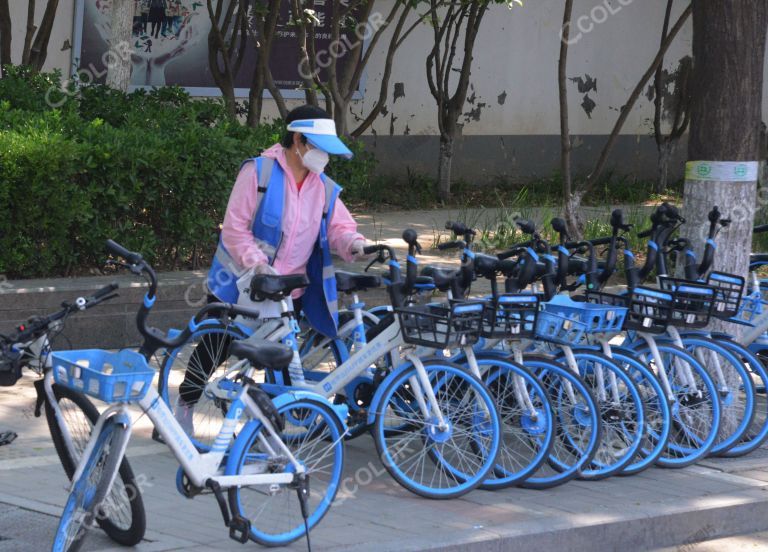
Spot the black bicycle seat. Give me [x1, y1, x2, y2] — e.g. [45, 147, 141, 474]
[421, 265, 457, 292]
[229, 339, 293, 372]
[473, 253, 500, 279]
[249, 274, 309, 301]
[335, 271, 382, 293]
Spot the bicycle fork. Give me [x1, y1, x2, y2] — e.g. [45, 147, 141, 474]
[463, 346, 539, 417]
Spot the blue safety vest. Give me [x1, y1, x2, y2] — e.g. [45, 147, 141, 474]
[207, 157, 341, 338]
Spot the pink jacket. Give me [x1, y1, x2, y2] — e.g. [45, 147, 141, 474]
[221, 144, 364, 287]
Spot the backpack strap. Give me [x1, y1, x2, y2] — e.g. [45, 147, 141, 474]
[248, 157, 276, 230]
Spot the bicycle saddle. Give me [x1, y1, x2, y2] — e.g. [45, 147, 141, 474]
[249, 274, 309, 301]
[335, 271, 381, 293]
[421, 265, 458, 292]
[473, 253, 500, 279]
[229, 339, 293, 371]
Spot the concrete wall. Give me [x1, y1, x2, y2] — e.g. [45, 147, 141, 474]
[5, 0, 767, 184]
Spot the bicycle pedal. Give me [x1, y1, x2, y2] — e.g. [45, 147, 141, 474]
[228, 515, 250, 544]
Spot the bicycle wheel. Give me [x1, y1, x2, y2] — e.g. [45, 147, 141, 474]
[372, 360, 501, 499]
[662, 335, 754, 455]
[52, 418, 126, 552]
[159, 321, 247, 450]
[227, 397, 345, 547]
[563, 350, 645, 479]
[714, 336, 768, 457]
[44, 384, 145, 546]
[474, 356, 554, 489]
[632, 343, 721, 467]
[608, 347, 672, 475]
[520, 355, 601, 490]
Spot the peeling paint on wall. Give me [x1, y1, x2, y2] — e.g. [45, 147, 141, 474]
[581, 94, 596, 119]
[498, 91, 507, 105]
[393, 83, 405, 103]
[569, 74, 597, 94]
[644, 56, 692, 124]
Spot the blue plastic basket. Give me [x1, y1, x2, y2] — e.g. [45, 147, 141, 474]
[730, 291, 767, 326]
[52, 349, 155, 403]
[535, 295, 627, 346]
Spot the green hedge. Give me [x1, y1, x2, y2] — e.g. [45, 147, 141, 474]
[0, 67, 375, 278]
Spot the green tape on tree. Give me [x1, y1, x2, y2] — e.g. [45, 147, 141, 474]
[685, 161, 759, 182]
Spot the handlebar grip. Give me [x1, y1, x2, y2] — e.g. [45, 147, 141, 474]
[497, 247, 525, 260]
[105, 239, 143, 264]
[93, 282, 119, 301]
[755, 224, 768, 234]
[438, 241, 462, 251]
[363, 244, 381, 255]
[563, 236, 611, 249]
[229, 304, 262, 320]
[637, 228, 652, 239]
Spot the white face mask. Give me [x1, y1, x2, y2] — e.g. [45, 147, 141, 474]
[297, 145, 329, 174]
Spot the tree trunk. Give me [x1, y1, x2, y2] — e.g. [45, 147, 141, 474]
[558, 0, 579, 237]
[656, 141, 674, 195]
[27, 0, 59, 70]
[106, 0, 133, 91]
[682, 1, 767, 280]
[437, 135, 455, 203]
[0, 0, 10, 77]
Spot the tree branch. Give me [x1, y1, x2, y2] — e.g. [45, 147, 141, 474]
[582, 3, 692, 194]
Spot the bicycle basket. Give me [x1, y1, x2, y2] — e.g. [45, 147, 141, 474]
[731, 291, 766, 326]
[658, 277, 715, 328]
[52, 349, 155, 403]
[706, 271, 745, 319]
[625, 286, 674, 334]
[535, 294, 627, 346]
[396, 301, 485, 349]
[481, 294, 539, 339]
[0, 346, 22, 387]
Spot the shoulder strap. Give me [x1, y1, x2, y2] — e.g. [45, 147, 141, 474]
[319, 174, 341, 219]
[248, 157, 275, 229]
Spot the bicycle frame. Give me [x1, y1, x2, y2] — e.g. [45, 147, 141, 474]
[70, 379, 306, 493]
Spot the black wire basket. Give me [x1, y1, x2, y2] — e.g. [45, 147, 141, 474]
[481, 294, 539, 339]
[706, 271, 745, 319]
[396, 301, 485, 349]
[584, 290, 630, 309]
[658, 277, 716, 328]
[624, 286, 676, 334]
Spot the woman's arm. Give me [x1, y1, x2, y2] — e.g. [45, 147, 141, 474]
[327, 197, 365, 262]
[221, 163, 270, 269]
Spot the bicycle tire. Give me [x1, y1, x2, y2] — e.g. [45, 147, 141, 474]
[44, 384, 145, 546]
[52, 418, 127, 552]
[372, 360, 501, 499]
[630, 343, 721, 467]
[227, 397, 345, 547]
[520, 354, 601, 490]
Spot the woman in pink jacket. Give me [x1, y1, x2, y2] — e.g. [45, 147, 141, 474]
[177, 105, 368, 432]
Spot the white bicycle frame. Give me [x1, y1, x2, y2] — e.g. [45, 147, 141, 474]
[247, 298, 451, 432]
[69, 375, 306, 495]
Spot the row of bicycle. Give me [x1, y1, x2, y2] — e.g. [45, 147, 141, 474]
[4, 202, 768, 550]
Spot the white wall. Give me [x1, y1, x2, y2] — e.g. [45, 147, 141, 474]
[357, 0, 695, 138]
[4, 0, 766, 140]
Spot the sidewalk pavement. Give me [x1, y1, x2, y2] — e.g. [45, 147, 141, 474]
[3, 372, 768, 552]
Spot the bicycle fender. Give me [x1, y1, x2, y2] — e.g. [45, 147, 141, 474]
[365, 358, 422, 426]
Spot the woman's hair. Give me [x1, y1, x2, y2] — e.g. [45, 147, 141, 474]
[281, 105, 332, 148]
